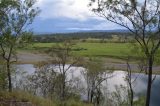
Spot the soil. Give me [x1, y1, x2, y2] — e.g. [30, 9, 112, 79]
[17, 51, 160, 73]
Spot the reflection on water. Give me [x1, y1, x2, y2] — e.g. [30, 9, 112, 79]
[16, 64, 160, 106]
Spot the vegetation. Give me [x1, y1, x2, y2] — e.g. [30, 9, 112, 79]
[33, 32, 132, 43]
[82, 58, 112, 105]
[28, 42, 132, 58]
[0, 91, 56, 106]
[0, 91, 92, 106]
[90, 0, 160, 105]
[23, 42, 160, 61]
[47, 41, 81, 101]
[0, 0, 39, 92]
[0, 0, 160, 106]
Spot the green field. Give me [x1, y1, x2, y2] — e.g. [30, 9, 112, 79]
[27, 43, 139, 59]
[74, 43, 133, 58]
[25, 42, 160, 61]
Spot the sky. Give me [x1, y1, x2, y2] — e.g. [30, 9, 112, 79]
[30, 0, 123, 33]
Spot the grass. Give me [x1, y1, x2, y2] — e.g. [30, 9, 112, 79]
[0, 90, 92, 106]
[21, 42, 160, 64]
[0, 91, 56, 106]
[26, 42, 135, 58]
[74, 43, 133, 58]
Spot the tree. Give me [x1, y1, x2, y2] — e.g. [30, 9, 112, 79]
[0, 0, 39, 92]
[126, 63, 134, 106]
[83, 58, 112, 105]
[23, 64, 58, 98]
[48, 41, 81, 101]
[89, 0, 160, 106]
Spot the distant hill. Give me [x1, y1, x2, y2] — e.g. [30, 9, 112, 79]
[33, 30, 132, 43]
[78, 29, 129, 33]
[34, 29, 129, 35]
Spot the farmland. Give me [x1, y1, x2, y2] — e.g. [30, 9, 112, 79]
[25, 42, 142, 59]
[20, 42, 160, 64]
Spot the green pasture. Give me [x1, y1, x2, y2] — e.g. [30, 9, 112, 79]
[24, 42, 160, 61]
[27, 42, 140, 59]
[74, 43, 133, 58]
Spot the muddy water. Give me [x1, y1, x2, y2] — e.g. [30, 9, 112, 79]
[15, 64, 160, 106]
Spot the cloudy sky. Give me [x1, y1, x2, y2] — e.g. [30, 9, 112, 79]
[30, 0, 122, 33]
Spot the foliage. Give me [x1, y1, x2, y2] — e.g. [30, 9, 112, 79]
[133, 96, 145, 106]
[0, 65, 7, 90]
[17, 41, 83, 102]
[89, 0, 160, 105]
[47, 41, 81, 100]
[0, 90, 56, 106]
[82, 58, 112, 105]
[33, 32, 131, 43]
[0, 0, 39, 92]
[0, 90, 93, 106]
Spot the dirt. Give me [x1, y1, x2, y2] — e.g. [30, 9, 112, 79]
[17, 51, 52, 64]
[105, 63, 160, 72]
[17, 51, 160, 73]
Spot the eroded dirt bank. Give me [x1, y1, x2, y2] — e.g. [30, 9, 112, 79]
[17, 51, 160, 73]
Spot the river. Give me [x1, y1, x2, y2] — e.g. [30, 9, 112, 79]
[15, 64, 160, 106]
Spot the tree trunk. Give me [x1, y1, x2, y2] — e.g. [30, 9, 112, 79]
[87, 89, 90, 102]
[7, 60, 12, 92]
[62, 81, 65, 100]
[96, 90, 100, 106]
[90, 89, 93, 103]
[145, 57, 153, 106]
[61, 73, 65, 101]
[130, 86, 133, 106]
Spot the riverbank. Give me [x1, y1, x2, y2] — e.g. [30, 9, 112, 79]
[16, 51, 160, 74]
[17, 51, 52, 64]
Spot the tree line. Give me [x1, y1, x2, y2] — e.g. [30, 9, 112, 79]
[33, 32, 131, 43]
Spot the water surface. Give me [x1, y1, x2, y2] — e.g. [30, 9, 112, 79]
[16, 64, 160, 106]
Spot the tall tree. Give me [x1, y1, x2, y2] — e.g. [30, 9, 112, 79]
[83, 58, 112, 105]
[48, 40, 81, 101]
[89, 0, 160, 106]
[0, 0, 39, 92]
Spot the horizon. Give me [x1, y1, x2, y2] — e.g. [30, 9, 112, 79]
[33, 29, 129, 35]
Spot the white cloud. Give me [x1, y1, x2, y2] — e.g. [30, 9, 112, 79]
[33, 0, 123, 32]
[92, 22, 123, 30]
[36, 0, 97, 21]
[66, 27, 92, 31]
[66, 22, 123, 31]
